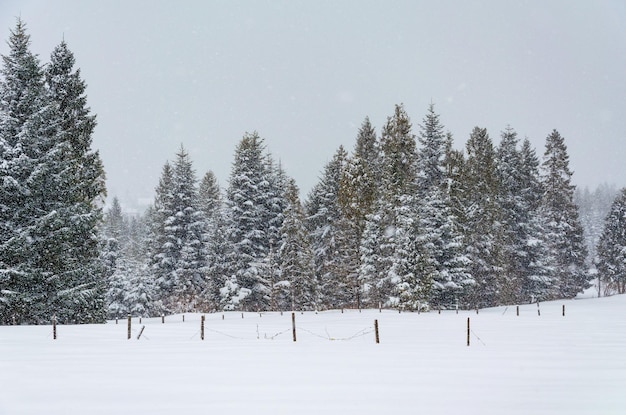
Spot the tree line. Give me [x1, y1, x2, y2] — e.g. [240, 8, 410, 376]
[103, 103, 596, 316]
[2, 20, 625, 324]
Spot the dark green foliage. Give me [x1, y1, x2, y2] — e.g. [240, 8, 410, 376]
[0, 21, 106, 324]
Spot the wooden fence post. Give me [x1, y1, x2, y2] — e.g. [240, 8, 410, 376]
[201, 315, 205, 341]
[127, 314, 131, 340]
[537, 302, 541, 316]
[291, 312, 297, 342]
[467, 317, 470, 347]
[52, 316, 57, 340]
[162, 314, 165, 324]
[516, 305, 519, 316]
[374, 319, 380, 344]
[137, 325, 145, 340]
[562, 304, 565, 317]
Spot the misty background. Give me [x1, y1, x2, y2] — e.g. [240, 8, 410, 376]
[1, 0, 624, 212]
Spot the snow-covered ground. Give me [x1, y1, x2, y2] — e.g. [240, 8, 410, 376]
[2, 295, 625, 414]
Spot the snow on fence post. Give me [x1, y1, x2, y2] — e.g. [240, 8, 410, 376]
[115, 316, 118, 325]
[161, 314, 165, 324]
[127, 315, 131, 340]
[467, 317, 470, 347]
[374, 319, 380, 344]
[201, 315, 205, 341]
[291, 312, 297, 342]
[52, 316, 57, 340]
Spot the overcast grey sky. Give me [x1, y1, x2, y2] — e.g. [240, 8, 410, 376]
[1, 1, 625, 211]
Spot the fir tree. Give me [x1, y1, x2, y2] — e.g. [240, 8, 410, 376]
[0, 21, 106, 323]
[169, 146, 208, 312]
[541, 129, 589, 298]
[305, 146, 356, 309]
[518, 139, 553, 301]
[359, 104, 420, 308]
[225, 132, 273, 310]
[416, 105, 470, 308]
[461, 127, 503, 308]
[0, 19, 49, 323]
[597, 188, 626, 295]
[278, 178, 316, 310]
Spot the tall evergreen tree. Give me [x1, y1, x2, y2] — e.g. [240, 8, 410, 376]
[416, 105, 470, 308]
[541, 129, 589, 298]
[461, 127, 503, 308]
[148, 148, 208, 312]
[278, 178, 316, 310]
[597, 188, 626, 295]
[305, 146, 356, 309]
[518, 139, 553, 301]
[149, 162, 176, 304]
[0, 19, 49, 323]
[225, 132, 273, 310]
[169, 146, 208, 312]
[0, 21, 106, 323]
[339, 117, 380, 308]
[359, 104, 421, 308]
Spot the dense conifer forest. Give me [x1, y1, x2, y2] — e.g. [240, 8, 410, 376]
[1, 20, 624, 323]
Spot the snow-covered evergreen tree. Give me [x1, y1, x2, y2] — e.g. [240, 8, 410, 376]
[416, 105, 470, 308]
[541, 130, 589, 298]
[305, 146, 357, 309]
[461, 127, 503, 308]
[170, 146, 208, 312]
[359, 104, 422, 309]
[518, 139, 553, 302]
[597, 188, 626, 295]
[225, 132, 273, 311]
[0, 21, 106, 324]
[149, 162, 177, 305]
[147, 147, 208, 313]
[278, 178, 316, 310]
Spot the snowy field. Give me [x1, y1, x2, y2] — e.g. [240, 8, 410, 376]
[1, 294, 625, 415]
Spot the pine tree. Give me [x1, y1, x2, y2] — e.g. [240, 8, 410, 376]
[0, 21, 106, 323]
[0, 19, 49, 323]
[149, 162, 177, 305]
[597, 188, 626, 295]
[461, 127, 503, 308]
[305, 146, 356, 309]
[169, 146, 208, 312]
[197, 170, 232, 310]
[339, 117, 380, 308]
[43, 39, 107, 323]
[225, 132, 273, 310]
[518, 139, 553, 301]
[278, 178, 316, 310]
[416, 105, 470, 308]
[541, 129, 589, 298]
[359, 104, 420, 309]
